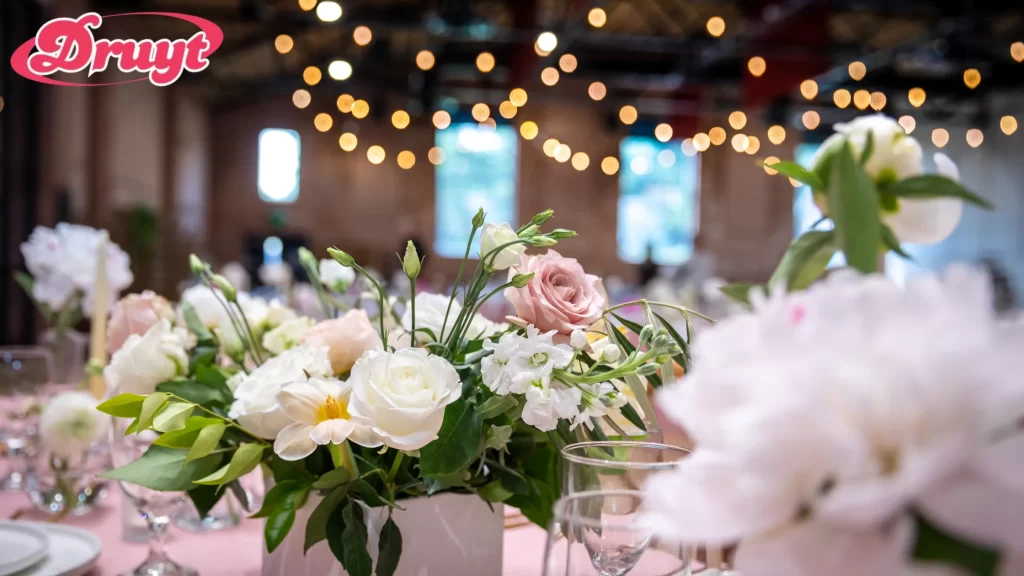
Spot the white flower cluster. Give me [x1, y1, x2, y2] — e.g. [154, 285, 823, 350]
[644, 266, 1024, 576]
[401, 292, 505, 344]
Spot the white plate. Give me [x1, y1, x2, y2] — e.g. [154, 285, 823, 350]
[8, 522, 101, 576]
[0, 521, 48, 576]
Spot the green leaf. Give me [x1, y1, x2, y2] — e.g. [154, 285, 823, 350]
[859, 129, 874, 167]
[418, 397, 483, 477]
[652, 312, 690, 372]
[13, 271, 34, 299]
[96, 393, 146, 418]
[305, 485, 350, 553]
[618, 403, 648, 432]
[621, 374, 658, 438]
[606, 321, 636, 355]
[188, 483, 225, 518]
[353, 478, 390, 507]
[488, 460, 530, 496]
[477, 396, 518, 420]
[763, 160, 824, 190]
[137, 392, 170, 432]
[376, 516, 402, 576]
[157, 365, 233, 408]
[264, 482, 311, 553]
[152, 402, 195, 433]
[829, 142, 881, 274]
[181, 300, 214, 341]
[311, 467, 352, 490]
[338, 501, 372, 576]
[882, 175, 993, 209]
[271, 454, 314, 483]
[194, 443, 265, 486]
[609, 313, 644, 335]
[154, 417, 222, 448]
[253, 480, 305, 518]
[881, 225, 912, 259]
[188, 346, 218, 373]
[768, 230, 836, 291]
[186, 422, 225, 463]
[720, 283, 760, 306]
[913, 513, 998, 576]
[101, 445, 223, 491]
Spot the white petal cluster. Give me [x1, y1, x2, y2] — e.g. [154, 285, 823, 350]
[104, 319, 189, 396]
[644, 266, 1024, 576]
[401, 292, 505, 344]
[39, 391, 109, 459]
[319, 258, 356, 292]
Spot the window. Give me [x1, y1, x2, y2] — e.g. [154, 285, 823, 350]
[617, 137, 699, 264]
[435, 123, 518, 257]
[258, 129, 301, 203]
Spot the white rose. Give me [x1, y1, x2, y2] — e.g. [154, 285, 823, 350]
[262, 317, 314, 356]
[348, 348, 462, 450]
[320, 258, 356, 292]
[480, 222, 526, 271]
[228, 345, 332, 439]
[104, 319, 188, 396]
[813, 114, 923, 182]
[39, 391, 109, 459]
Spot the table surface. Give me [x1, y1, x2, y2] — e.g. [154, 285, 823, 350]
[0, 491, 548, 576]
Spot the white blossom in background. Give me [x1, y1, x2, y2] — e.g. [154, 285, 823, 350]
[262, 316, 314, 356]
[319, 258, 355, 292]
[104, 319, 189, 396]
[264, 300, 299, 329]
[479, 222, 526, 270]
[401, 292, 504, 343]
[180, 285, 269, 330]
[219, 262, 251, 292]
[39, 391, 109, 459]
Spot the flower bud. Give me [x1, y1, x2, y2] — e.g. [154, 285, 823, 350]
[655, 354, 673, 365]
[527, 235, 558, 248]
[472, 208, 486, 228]
[636, 363, 660, 376]
[518, 224, 540, 238]
[510, 272, 535, 288]
[327, 247, 355, 267]
[639, 325, 655, 345]
[402, 241, 421, 280]
[189, 254, 207, 274]
[531, 209, 554, 226]
[298, 247, 318, 271]
[86, 357, 105, 377]
[600, 346, 621, 364]
[211, 274, 237, 302]
[548, 228, 577, 239]
[653, 334, 670, 350]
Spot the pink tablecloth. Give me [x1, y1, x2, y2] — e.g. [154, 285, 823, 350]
[0, 492, 547, 575]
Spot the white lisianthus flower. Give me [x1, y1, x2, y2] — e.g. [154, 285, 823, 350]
[262, 317, 314, 356]
[319, 258, 356, 292]
[466, 314, 506, 340]
[180, 285, 269, 330]
[39, 391, 109, 459]
[264, 300, 298, 329]
[104, 319, 188, 396]
[400, 292, 500, 343]
[228, 345, 333, 439]
[348, 348, 462, 450]
[508, 325, 574, 392]
[481, 333, 520, 395]
[213, 325, 245, 358]
[480, 222, 526, 270]
[521, 379, 581, 432]
[273, 377, 382, 460]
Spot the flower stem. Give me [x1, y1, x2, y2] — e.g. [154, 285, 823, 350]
[169, 395, 269, 446]
[441, 223, 482, 342]
[409, 281, 416, 344]
[349, 262, 388, 340]
[386, 452, 405, 483]
[233, 301, 265, 365]
[603, 300, 715, 324]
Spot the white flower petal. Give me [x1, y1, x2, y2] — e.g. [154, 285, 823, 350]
[884, 197, 963, 245]
[311, 419, 355, 445]
[273, 422, 318, 461]
[918, 472, 1024, 554]
[277, 381, 325, 425]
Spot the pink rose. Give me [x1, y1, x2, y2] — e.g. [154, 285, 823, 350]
[107, 291, 175, 353]
[504, 250, 606, 336]
[301, 309, 383, 375]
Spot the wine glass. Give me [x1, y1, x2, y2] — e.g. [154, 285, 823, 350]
[562, 440, 689, 495]
[543, 489, 693, 576]
[0, 348, 54, 491]
[110, 417, 198, 576]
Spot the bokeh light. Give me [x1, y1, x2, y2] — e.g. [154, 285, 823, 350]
[472, 103, 490, 122]
[353, 26, 372, 46]
[499, 101, 517, 119]
[1000, 115, 1017, 135]
[314, 113, 333, 132]
[802, 111, 820, 130]
[391, 110, 410, 129]
[658, 149, 676, 167]
[292, 89, 311, 109]
[706, 16, 725, 37]
[834, 89, 852, 108]
[745, 136, 761, 155]
[428, 147, 446, 165]
[763, 156, 780, 175]
[654, 123, 673, 142]
[367, 145, 385, 164]
[693, 133, 711, 151]
[352, 99, 369, 119]
[681, 139, 697, 156]
[800, 79, 818, 100]
[748, 56, 766, 77]
[1012, 42, 1024, 63]
[543, 138, 560, 157]
[848, 61, 866, 81]
[966, 128, 983, 148]
[520, 121, 539, 140]
[510, 88, 528, 107]
[963, 68, 981, 89]
[908, 87, 926, 108]
[397, 150, 416, 169]
[336, 94, 354, 113]
[932, 128, 949, 148]
[853, 89, 870, 110]
[433, 110, 451, 130]
[275, 35, 294, 54]
[731, 134, 749, 152]
[709, 127, 726, 146]
[571, 152, 590, 171]
[298, 0, 316, 11]
[316, 1, 342, 22]
[728, 111, 747, 130]
[328, 60, 352, 81]
[767, 125, 786, 144]
[338, 133, 357, 151]
[588, 8, 607, 28]
[536, 32, 558, 52]
[601, 156, 619, 175]
[588, 82, 607, 101]
[870, 91, 886, 111]
[619, 105, 638, 125]
[559, 54, 578, 73]
[416, 50, 435, 70]
[303, 66, 322, 85]
[898, 115, 916, 134]
[541, 67, 560, 86]
[554, 144, 571, 163]
[476, 52, 495, 73]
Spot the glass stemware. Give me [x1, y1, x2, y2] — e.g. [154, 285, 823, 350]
[110, 418, 198, 576]
[561, 440, 689, 495]
[543, 489, 693, 576]
[0, 348, 54, 492]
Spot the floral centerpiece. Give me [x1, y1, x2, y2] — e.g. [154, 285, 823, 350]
[97, 209, 699, 575]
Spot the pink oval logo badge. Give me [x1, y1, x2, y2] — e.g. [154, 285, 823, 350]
[10, 12, 223, 87]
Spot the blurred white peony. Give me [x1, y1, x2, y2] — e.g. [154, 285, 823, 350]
[39, 391, 109, 459]
[319, 258, 355, 292]
[479, 222, 526, 270]
[104, 319, 189, 396]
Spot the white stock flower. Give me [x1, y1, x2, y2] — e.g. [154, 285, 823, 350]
[273, 377, 382, 460]
[262, 316, 314, 356]
[479, 222, 526, 270]
[348, 348, 462, 450]
[481, 333, 520, 395]
[39, 391, 109, 459]
[570, 382, 624, 431]
[320, 258, 356, 292]
[228, 345, 333, 439]
[521, 379, 581, 432]
[104, 319, 188, 396]
[508, 325, 574, 392]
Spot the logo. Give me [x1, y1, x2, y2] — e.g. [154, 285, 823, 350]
[10, 12, 223, 87]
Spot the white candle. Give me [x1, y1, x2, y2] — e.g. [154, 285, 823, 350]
[88, 231, 109, 399]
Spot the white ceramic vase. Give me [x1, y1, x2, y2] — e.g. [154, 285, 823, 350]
[262, 491, 504, 576]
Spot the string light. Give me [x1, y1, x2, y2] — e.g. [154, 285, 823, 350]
[433, 110, 451, 130]
[520, 121, 539, 140]
[763, 156, 780, 175]
[588, 8, 607, 28]
[391, 110, 410, 129]
[367, 145, 385, 164]
[559, 54, 578, 73]
[800, 80, 818, 100]
[655, 123, 673, 142]
[316, 1, 342, 22]
[471, 103, 490, 122]
[303, 66, 322, 85]
[541, 67, 560, 86]
[601, 156, 619, 175]
[802, 111, 820, 130]
[745, 136, 761, 155]
[481, 118, 497, 130]
[588, 82, 607, 101]
[536, 32, 558, 52]
[853, 89, 870, 110]
[572, 152, 590, 171]
[747, 56, 766, 77]
[498, 101, 517, 119]
[898, 115, 916, 134]
[834, 89, 851, 108]
[339, 133, 357, 151]
[706, 16, 725, 37]
[728, 111, 747, 130]
[731, 134, 749, 152]
[681, 139, 697, 156]
[298, 0, 316, 11]
[292, 89, 311, 109]
[619, 105, 638, 125]
[314, 113, 333, 132]
[353, 26, 372, 46]
[767, 125, 786, 144]
[543, 139, 560, 157]
[693, 133, 711, 151]
[275, 35, 294, 54]
[1000, 115, 1017, 135]
[510, 88, 528, 107]
[932, 128, 949, 148]
[554, 144, 572, 163]
[709, 127, 726, 146]
[534, 43, 551, 57]
[476, 52, 495, 73]
[963, 68, 981, 89]
[428, 147, 445, 165]
[870, 91, 886, 110]
[416, 50, 435, 71]
[328, 60, 353, 81]
[966, 129, 983, 148]
[352, 99, 369, 119]
[848, 61, 866, 81]
[1012, 42, 1024, 63]
[658, 150, 676, 167]
[397, 150, 416, 169]
[336, 94, 354, 113]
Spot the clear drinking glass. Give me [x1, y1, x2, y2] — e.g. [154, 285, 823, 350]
[0, 348, 54, 491]
[110, 418, 197, 576]
[543, 490, 693, 576]
[24, 442, 109, 516]
[561, 441, 689, 495]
